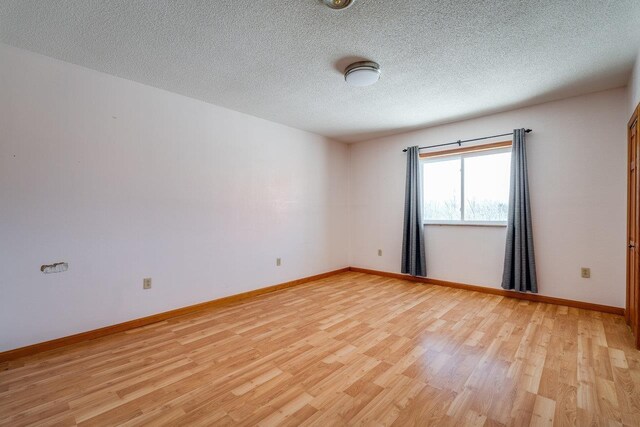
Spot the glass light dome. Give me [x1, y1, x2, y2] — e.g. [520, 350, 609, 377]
[344, 61, 381, 87]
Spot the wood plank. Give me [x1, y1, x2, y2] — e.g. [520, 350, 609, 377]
[0, 267, 350, 362]
[419, 140, 512, 158]
[0, 271, 638, 426]
[350, 266, 625, 315]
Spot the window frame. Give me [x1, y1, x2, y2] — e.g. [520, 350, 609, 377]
[421, 142, 512, 227]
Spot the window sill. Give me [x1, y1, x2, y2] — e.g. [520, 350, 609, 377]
[424, 221, 507, 227]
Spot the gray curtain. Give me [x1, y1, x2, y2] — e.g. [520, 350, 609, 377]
[502, 129, 537, 292]
[401, 146, 427, 277]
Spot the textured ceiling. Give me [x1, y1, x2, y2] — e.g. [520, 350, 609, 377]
[1, 0, 640, 142]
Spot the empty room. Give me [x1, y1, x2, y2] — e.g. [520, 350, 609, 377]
[2, 1, 640, 425]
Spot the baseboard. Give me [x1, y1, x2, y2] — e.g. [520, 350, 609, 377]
[0, 267, 350, 363]
[2, 265, 624, 363]
[349, 267, 625, 316]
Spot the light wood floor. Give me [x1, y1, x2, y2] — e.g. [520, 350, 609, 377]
[1, 272, 639, 426]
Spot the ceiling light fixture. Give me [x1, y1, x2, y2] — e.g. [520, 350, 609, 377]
[322, 0, 354, 10]
[344, 61, 381, 87]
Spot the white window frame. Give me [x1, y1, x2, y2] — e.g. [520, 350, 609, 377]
[422, 147, 511, 226]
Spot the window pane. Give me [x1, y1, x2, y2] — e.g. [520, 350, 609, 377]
[423, 157, 462, 221]
[464, 151, 511, 221]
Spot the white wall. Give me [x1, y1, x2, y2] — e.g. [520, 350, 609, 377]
[1, 42, 633, 353]
[631, 49, 640, 115]
[0, 44, 349, 352]
[349, 88, 628, 308]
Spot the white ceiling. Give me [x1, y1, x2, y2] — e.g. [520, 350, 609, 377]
[1, 1, 640, 142]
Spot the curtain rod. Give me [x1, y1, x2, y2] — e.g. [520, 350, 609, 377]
[402, 129, 532, 152]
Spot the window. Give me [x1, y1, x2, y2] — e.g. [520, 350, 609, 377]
[422, 147, 511, 225]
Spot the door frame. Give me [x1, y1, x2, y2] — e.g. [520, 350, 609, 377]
[627, 104, 640, 347]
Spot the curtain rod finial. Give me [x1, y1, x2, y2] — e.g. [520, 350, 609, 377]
[525, 128, 532, 133]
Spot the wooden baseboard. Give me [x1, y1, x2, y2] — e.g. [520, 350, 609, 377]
[2, 265, 624, 363]
[0, 267, 350, 363]
[349, 267, 625, 316]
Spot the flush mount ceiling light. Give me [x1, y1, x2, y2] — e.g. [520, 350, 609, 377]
[322, 0, 354, 10]
[344, 61, 381, 87]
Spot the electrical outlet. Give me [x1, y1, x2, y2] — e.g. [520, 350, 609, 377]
[378, 249, 382, 256]
[581, 268, 591, 279]
[143, 277, 152, 289]
[276, 258, 281, 267]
